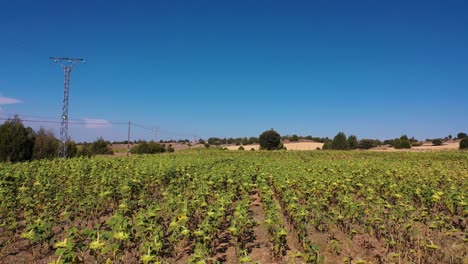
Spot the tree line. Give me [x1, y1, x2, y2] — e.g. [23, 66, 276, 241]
[0, 116, 115, 162]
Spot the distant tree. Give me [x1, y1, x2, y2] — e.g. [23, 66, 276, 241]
[290, 134, 299, 142]
[448, 135, 452, 140]
[90, 137, 114, 155]
[66, 141, 78, 158]
[207, 137, 221, 145]
[259, 129, 282, 150]
[322, 143, 331, 150]
[358, 139, 377, 149]
[331, 132, 349, 150]
[432, 139, 443, 146]
[347, 135, 358, 149]
[198, 139, 206, 145]
[76, 143, 94, 157]
[457, 132, 467, 139]
[32, 128, 59, 160]
[393, 135, 412, 149]
[460, 137, 468, 149]
[167, 144, 175, 153]
[0, 116, 35, 162]
[131, 141, 166, 154]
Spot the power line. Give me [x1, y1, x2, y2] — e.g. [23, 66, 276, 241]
[0, 116, 198, 139]
[0, 117, 128, 125]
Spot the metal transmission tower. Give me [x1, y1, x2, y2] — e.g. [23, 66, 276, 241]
[50, 57, 85, 157]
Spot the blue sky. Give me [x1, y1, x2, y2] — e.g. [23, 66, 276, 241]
[1, 0, 467, 142]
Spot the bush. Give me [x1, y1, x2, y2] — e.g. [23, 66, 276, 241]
[33, 128, 59, 160]
[131, 141, 166, 154]
[90, 138, 114, 155]
[259, 129, 282, 150]
[432, 139, 443, 146]
[250, 148, 255, 151]
[347, 135, 358, 149]
[0, 116, 35, 162]
[398, 140, 412, 149]
[290, 134, 299, 142]
[460, 137, 468, 150]
[358, 139, 377, 149]
[322, 143, 331, 150]
[411, 142, 423, 147]
[457, 132, 467, 139]
[238, 146, 245, 150]
[394, 135, 412, 149]
[77, 144, 94, 157]
[66, 141, 78, 158]
[331, 132, 349, 150]
[167, 144, 175, 153]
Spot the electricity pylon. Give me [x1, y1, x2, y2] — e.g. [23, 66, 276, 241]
[50, 57, 85, 157]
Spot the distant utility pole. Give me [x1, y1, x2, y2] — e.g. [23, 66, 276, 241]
[127, 121, 131, 156]
[50, 57, 85, 158]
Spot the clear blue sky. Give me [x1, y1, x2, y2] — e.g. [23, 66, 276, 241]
[1, 0, 467, 142]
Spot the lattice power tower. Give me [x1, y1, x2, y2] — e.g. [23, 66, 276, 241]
[50, 57, 85, 157]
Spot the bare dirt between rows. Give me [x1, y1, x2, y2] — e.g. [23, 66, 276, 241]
[249, 189, 275, 264]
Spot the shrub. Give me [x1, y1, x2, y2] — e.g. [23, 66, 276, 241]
[250, 148, 255, 151]
[0, 116, 35, 162]
[66, 141, 78, 158]
[77, 144, 94, 157]
[33, 128, 59, 160]
[259, 129, 282, 150]
[393, 135, 412, 149]
[131, 141, 166, 154]
[347, 135, 358, 149]
[358, 139, 377, 149]
[290, 134, 299, 142]
[322, 143, 331, 150]
[411, 142, 423, 147]
[457, 133, 467, 139]
[90, 138, 114, 155]
[432, 139, 443, 146]
[167, 146, 175, 152]
[331, 132, 349, 150]
[460, 137, 468, 150]
[238, 146, 245, 150]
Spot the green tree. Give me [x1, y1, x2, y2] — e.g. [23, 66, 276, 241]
[0, 116, 35, 162]
[460, 137, 468, 149]
[358, 139, 377, 149]
[290, 134, 299, 142]
[32, 128, 59, 160]
[130, 141, 166, 154]
[77, 143, 94, 157]
[65, 141, 78, 158]
[432, 139, 443, 146]
[347, 135, 358, 149]
[90, 137, 114, 155]
[457, 132, 467, 139]
[331, 132, 349, 150]
[259, 129, 282, 150]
